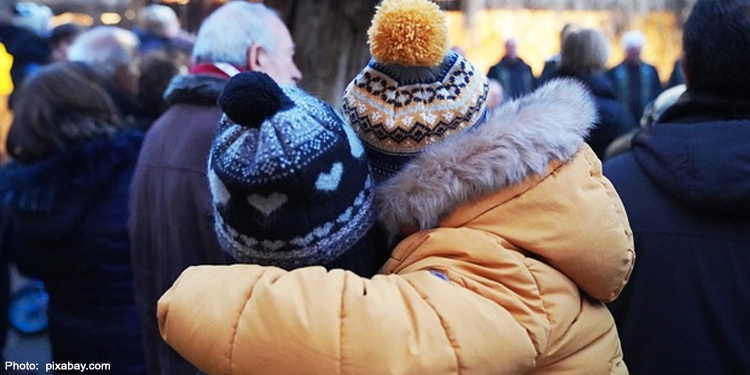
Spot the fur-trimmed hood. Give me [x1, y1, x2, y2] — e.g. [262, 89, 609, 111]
[163, 74, 228, 107]
[376, 78, 598, 235]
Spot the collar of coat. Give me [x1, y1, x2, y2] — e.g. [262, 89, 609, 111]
[375, 78, 598, 236]
[163, 73, 228, 107]
[658, 89, 750, 124]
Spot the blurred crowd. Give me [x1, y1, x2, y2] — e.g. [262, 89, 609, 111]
[0, 2, 192, 164]
[0, 0, 748, 375]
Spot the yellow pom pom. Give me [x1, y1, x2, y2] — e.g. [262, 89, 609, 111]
[368, 0, 448, 67]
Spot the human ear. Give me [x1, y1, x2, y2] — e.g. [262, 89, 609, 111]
[246, 44, 262, 71]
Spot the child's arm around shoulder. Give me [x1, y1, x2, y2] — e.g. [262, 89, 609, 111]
[158, 263, 539, 375]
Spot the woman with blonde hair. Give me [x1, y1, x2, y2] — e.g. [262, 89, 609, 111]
[552, 27, 637, 160]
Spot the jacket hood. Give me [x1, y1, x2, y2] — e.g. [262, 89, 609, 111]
[631, 92, 750, 217]
[376, 78, 598, 235]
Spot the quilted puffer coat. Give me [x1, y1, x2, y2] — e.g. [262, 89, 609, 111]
[158, 79, 635, 375]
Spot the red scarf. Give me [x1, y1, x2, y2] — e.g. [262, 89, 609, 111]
[189, 63, 244, 78]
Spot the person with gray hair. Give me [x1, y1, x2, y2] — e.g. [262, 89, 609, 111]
[487, 37, 536, 100]
[549, 27, 636, 160]
[607, 29, 663, 121]
[134, 4, 193, 55]
[190, 1, 301, 85]
[67, 26, 149, 129]
[127, 2, 302, 375]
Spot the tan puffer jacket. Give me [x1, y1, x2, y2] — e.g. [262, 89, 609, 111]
[158, 79, 635, 375]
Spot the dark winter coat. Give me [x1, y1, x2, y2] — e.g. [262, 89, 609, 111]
[607, 61, 663, 121]
[551, 69, 637, 160]
[603, 91, 750, 375]
[0, 131, 147, 375]
[0, 23, 52, 108]
[537, 55, 560, 85]
[128, 73, 229, 375]
[487, 56, 536, 100]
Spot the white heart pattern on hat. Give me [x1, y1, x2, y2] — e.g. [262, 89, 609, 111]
[315, 162, 343, 191]
[247, 192, 288, 216]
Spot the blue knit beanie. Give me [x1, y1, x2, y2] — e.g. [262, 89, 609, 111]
[208, 71, 386, 275]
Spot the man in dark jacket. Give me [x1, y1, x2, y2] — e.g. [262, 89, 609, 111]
[0, 3, 52, 109]
[607, 29, 663, 122]
[487, 37, 535, 100]
[604, 1, 750, 374]
[127, 2, 302, 375]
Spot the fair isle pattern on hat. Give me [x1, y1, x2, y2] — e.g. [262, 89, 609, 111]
[208, 80, 378, 269]
[342, 0, 489, 181]
[210, 181, 376, 266]
[343, 50, 488, 180]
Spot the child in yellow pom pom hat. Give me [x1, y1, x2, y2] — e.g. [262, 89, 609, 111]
[343, 0, 489, 182]
[156, 0, 635, 374]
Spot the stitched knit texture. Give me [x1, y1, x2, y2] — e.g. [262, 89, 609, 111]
[208, 72, 380, 270]
[342, 0, 488, 181]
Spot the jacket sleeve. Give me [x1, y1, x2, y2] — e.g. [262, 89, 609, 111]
[158, 264, 538, 375]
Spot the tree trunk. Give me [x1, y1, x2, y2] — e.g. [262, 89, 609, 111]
[268, 0, 379, 109]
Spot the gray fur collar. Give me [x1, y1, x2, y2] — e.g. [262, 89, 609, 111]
[375, 78, 597, 236]
[163, 74, 228, 106]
